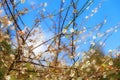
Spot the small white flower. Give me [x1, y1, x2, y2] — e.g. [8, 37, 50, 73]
[106, 30, 111, 33]
[70, 55, 74, 59]
[97, 33, 103, 37]
[91, 10, 94, 12]
[70, 28, 74, 33]
[109, 61, 113, 66]
[86, 6, 90, 10]
[92, 36, 96, 39]
[83, 27, 86, 32]
[0, 9, 3, 14]
[92, 60, 96, 64]
[60, 8, 64, 12]
[94, 8, 98, 13]
[108, 49, 112, 53]
[62, 29, 67, 34]
[90, 49, 96, 54]
[114, 29, 118, 32]
[90, 13, 94, 17]
[85, 16, 89, 19]
[81, 64, 86, 70]
[10, 26, 15, 30]
[70, 70, 75, 77]
[115, 26, 118, 28]
[73, 9, 77, 14]
[4, 34, 9, 38]
[79, 31, 83, 34]
[84, 42, 86, 44]
[21, 0, 25, 4]
[86, 60, 90, 64]
[76, 52, 80, 57]
[5, 75, 11, 80]
[104, 19, 107, 24]
[106, 28, 113, 33]
[116, 53, 120, 57]
[77, 77, 83, 80]
[10, 54, 15, 60]
[29, 75, 33, 78]
[42, 8, 46, 12]
[103, 72, 107, 78]
[8, 21, 12, 26]
[75, 62, 79, 67]
[85, 60, 91, 67]
[90, 41, 95, 46]
[99, 41, 103, 45]
[43, 2, 47, 7]
[62, 0, 65, 3]
[86, 68, 91, 72]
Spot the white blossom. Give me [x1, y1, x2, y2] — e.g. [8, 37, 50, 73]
[90, 49, 96, 54]
[10, 54, 15, 60]
[90, 41, 95, 46]
[106, 28, 113, 33]
[70, 70, 75, 77]
[10, 26, 15, 30]
[108, 49, 113, 53]
[79, 31, 83, 34]
[91, 60, 96, 64]
[70, 55, 74, 59]
[21, 0, 25, 4]
[86, 6, 90, 10]
[92, 36, 96, 39]
[0, 9, 3, 14]
[42, 8, 46, 12]
[85, 16, 89, 19]
[70, 28, 74, 33]
[104, 19, 107, 24]
[8, 21, 12, 26]
[5, 75, 11, 80]
[84, 42, 86, 44]
[97, 33, 104, 37]
[99, 41, 103, 45]
[114, 29, 118, 32]
[76, 52, 80, 57]
[115, 26, 118, 29]
[62, 0, 65, 3]
[109, 61, 113, 66]
[83, 27, 86, 32]
[62, 29, 67, 34]
[60, 8, 64, 12]
[75, 62, 79, 67]
[103, 72, 107, 78]
[77, 77, 83, 80]
[43, 2, 47, 7]
[85, 60, 91, 67]
[90, 13, 94, 17]
[91, 10, 94, 13]
[86, 68, 91, 72]
[73, 9, 77, 14]
[94, 8, 98, 13]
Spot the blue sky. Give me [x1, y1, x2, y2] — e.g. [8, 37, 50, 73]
[17, 0, 120, 55]
[96, 0, 120, 53]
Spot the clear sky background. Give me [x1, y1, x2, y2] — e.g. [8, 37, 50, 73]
[17, 0, 120, 55]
